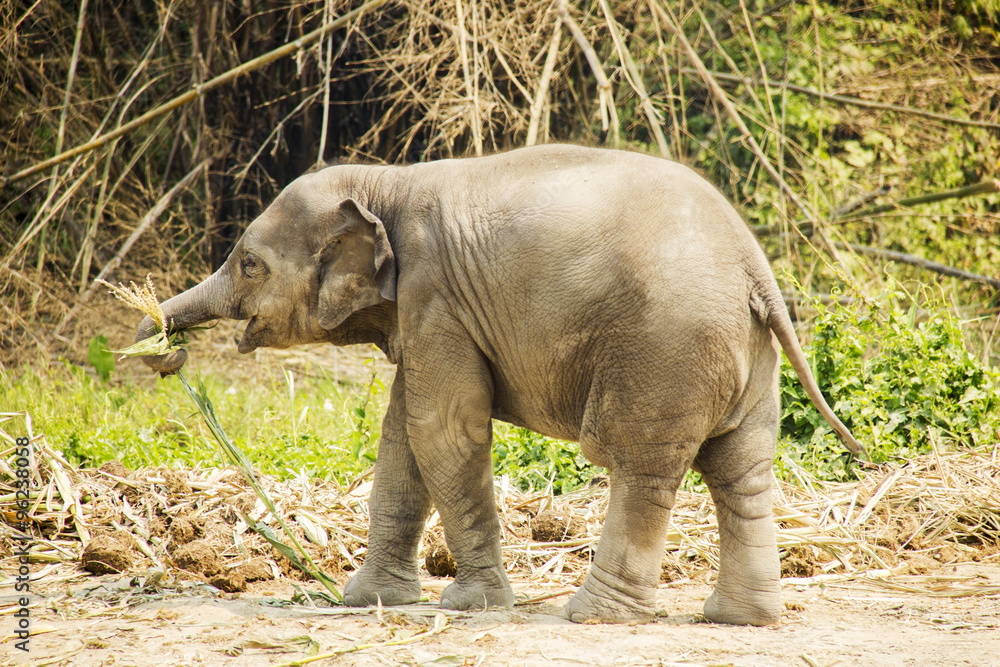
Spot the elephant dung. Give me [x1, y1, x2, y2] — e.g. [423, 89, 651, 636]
[168, 516, 200, 545]
[531, 509, 585, 543]
[98, 460, 130, 478]
[81, 534, 134, 575]
[159, 468, 192, 496]
[209, 567, 247, 593]
[172, 539, 221, 576]
[236, 558, 276, 583]
[98, 460, 140, 503]
[423, 528, 458, 577]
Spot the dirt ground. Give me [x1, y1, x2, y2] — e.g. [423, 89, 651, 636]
[8, 561, 999, 667]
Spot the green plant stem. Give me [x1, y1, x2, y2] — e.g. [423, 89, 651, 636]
[174, 368, 342, 602]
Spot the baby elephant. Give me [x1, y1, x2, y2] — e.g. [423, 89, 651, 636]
[136, 145, 860, 625]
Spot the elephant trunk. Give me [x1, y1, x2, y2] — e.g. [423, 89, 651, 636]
[135, 269, 237, 374]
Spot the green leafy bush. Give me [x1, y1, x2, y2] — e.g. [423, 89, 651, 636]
[778, 283, 1000, 480]
[492, 423, 600, 494]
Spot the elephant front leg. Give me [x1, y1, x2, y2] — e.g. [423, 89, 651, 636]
[694, 394, 781, 626]
[403, 345, 515, 611]
[344, 371, 432, 606]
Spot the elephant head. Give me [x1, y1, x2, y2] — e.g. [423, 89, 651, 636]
[135, 172, 397, 374]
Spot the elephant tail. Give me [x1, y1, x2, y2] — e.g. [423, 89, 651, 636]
[756, 285, 865, 457]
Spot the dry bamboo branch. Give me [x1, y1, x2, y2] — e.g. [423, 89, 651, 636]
[738, 0, 780, 140]
[526, 20, 562, 147]
[491, 42, 533, 102]
[680, 68, 1000, 131]
[316, 0, 335, 168]
[3, 161, 96, 271]
[599, 0, 670, 157]
[839, 179, 1000, 220]
[558, 0, 619, 145]
[2, 0, 389, 188]
[835, 243, 1000, 291]
[27, 0, 89, 311]
[829, 185, 893, 219]
[52, 159, 211, 337]
[53, 0, 88, 169]
[454, 0, 483, 156]
[752, 179, 1000, 235]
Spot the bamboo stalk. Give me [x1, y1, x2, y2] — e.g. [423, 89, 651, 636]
[678, 68, 1000, 131]
[752, 179, 1000, 235]
[526, 20, 562, 147]
[650, 0, 850, 268]
[646, 2, 683, 157]
[77, 62, 178, 291]
[599, 0, 670, 157]
[829, 185, 893, 219]
[28, 0, 89, 315]
[839, 179, 1000, 220]
[2, 0, 389, 188]
[738, 0, 780, 145]
[316, 0, 335, 168]
[3, 161, 96, 272]
[454, 0, 483, 156]
[835, 243, 1000, 291]
[558, 0, 619, 145]
[491, 42, 533, 102]
[51, 0, 89, 172]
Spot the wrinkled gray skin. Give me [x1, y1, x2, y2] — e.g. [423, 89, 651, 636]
[136, 145, 861, 625]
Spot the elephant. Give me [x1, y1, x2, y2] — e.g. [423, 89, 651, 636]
[135, 144, 861, 626]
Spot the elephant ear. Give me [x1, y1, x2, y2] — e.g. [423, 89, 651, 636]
[317, 198, 397, 330]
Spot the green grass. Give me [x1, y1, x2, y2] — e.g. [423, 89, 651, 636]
[3, 359, 384, 487]
[492, 423, 600, 494]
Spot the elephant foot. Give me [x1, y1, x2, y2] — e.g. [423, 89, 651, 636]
[439, 576, 515, 611]
[343, 562, 422, 607]
[703, 586, 781, 626]
[564, 569, 657, 624]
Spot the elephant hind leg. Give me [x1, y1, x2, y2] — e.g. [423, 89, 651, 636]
[565, 444, 699, 623]
[694, 391, 782, 626]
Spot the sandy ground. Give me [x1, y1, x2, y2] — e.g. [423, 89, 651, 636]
[7, 562, 999, 667]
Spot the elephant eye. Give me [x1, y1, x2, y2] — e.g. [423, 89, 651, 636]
[241, 253, 267, 279]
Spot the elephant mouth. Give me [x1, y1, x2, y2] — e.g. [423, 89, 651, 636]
[237, 318, 260, 354]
